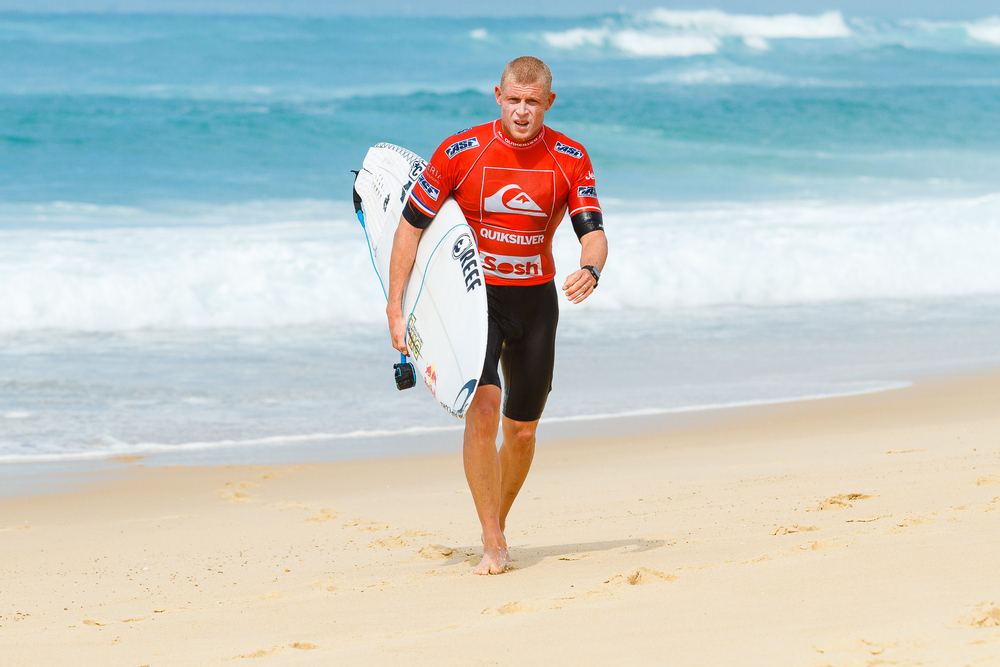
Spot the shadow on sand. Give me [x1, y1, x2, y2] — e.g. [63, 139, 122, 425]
[439, 538, 667, 571]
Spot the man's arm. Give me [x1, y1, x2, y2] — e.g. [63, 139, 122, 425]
[561, 229, 608, 304]
[386, 217, 424, 354]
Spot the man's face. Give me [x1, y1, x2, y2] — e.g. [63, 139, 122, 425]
[495, 80, 556, 143]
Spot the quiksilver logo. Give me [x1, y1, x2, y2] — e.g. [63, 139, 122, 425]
[484, 185, 548, 217]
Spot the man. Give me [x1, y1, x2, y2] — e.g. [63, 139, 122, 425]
[386, 56, 608, 575]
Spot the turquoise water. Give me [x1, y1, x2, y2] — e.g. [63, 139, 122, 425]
[4, 12, 1000, 207]
[2, 9, 1000, 468]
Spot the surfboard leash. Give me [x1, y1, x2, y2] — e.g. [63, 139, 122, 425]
[354, 169, 414, 389]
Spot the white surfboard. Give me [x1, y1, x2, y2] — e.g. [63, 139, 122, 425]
[353, 143, 488, 418]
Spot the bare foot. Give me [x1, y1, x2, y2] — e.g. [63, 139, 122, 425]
[474, 531, 511, 575]
[473, 545, 511, 575]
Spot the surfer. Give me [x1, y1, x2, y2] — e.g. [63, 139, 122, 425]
[386, 56, 608, 575]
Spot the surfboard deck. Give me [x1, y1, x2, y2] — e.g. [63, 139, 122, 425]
[353, 143, 488, 418]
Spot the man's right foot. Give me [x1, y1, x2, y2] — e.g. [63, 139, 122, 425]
[473, 545, 511, 575]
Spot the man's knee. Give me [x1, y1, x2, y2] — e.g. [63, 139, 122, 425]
[467, 385, 502, 425]
[504, 419, 538, 451]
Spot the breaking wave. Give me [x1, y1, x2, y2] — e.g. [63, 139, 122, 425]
[3, 193, 1000, 333]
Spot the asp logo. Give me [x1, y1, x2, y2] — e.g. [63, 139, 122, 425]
[418, 175, 440, 201]
[445, 136, 479, 158]
[554, 141, 583, 159]
[577, 185, 597, 198]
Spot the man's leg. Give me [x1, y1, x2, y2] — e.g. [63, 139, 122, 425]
[463, 384, 510, 575]
[498, 416, 538, 532]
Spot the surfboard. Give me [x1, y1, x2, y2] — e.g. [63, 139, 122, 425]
[353, 143, 488, 418]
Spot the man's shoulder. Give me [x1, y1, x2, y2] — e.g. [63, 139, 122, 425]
[542, 127, 590, 162]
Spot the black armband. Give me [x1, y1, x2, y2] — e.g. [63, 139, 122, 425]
[570, 210, 604, 240]
[402, 198, 434, 230]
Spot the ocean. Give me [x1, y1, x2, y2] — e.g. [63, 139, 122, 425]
[2, 9, 1000, 481]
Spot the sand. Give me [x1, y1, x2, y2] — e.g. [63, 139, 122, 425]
[2, 372, 1000, 666]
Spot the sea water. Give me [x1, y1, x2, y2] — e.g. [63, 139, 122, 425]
[2, 9, 1000, 477]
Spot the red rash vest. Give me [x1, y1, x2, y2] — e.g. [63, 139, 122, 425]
[406, 120, 602, 287]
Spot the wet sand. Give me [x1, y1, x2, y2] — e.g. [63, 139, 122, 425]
[2, 372, 1000, 666]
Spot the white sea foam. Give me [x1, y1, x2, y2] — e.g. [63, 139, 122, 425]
[552, 193, 1000, 312]
[966, 17, 1000, 46]
[646, 9, 851, 39]
[3, 194, 1000, 333]
[641, 65, 788, 85]
[543, 10, 850, 57]
[0, 200, 386, 332]
[612, 31, 719, 57]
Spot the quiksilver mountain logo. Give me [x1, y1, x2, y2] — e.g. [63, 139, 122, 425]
[484, 185, 548, 217]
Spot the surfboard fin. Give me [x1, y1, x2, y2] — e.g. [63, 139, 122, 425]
[394, 354, 416, 391]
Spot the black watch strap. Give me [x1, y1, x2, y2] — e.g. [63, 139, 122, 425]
[583, 265, 601, 287]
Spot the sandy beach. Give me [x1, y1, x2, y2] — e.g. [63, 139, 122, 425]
[2, 371, 1000, 666]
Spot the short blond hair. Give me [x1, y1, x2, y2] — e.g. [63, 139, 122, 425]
[500, 56, 552, 95]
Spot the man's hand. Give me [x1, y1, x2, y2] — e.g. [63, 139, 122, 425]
[387, 305, 408, 355]
[563, 230, 607, 304]
[561, 268, 597, 304]
[385, 217, 424, 354]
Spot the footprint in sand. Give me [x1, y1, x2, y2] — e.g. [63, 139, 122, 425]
[259, 466, 309, 480]
[216, 482, 259, 503]
[344, 518, 388, 532]
[304, 508, 341, 523]
[813, 638, 897, 656]
[955, 602, 1000, 628]
[417, 545, 458, 560]
[276, 501, 313, 511]
[481, 601, 533, 615]
[773, 525, 820, 535]
[311, 579, 338, 592]
[235, 648, 279, 659]
[605, 567, 677, 585]
[797, 540, 837, 551]
[368, 535, 410, 549]
[893, 513, 937, 528]
[812, 493, 874, 511]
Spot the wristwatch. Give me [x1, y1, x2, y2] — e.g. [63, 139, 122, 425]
[583, 265, 601, 288]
